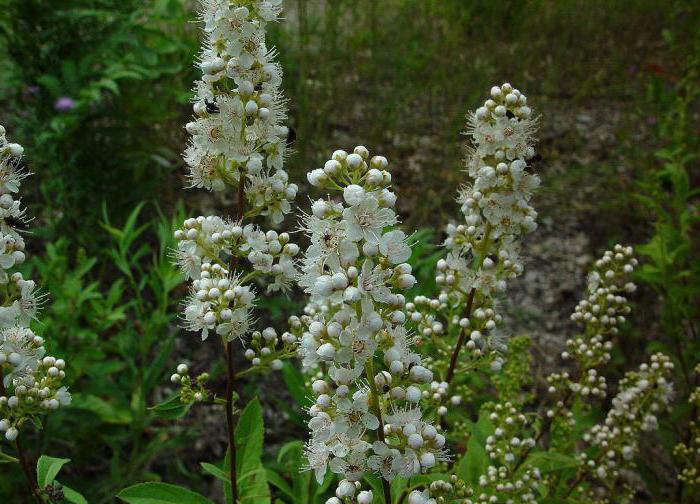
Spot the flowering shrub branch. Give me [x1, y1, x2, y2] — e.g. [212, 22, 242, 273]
[161, 0, 298, 502]
[0, 125, 72, 502]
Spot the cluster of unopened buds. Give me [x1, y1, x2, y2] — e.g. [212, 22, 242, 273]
[325, 481, 374, 504]
[579, 353, 674, 488]
[385, 475, 474, 504]
[0, 328, 71, 441]
[546, 245, 638, 403]
[243, 326, 297, 370]
[467, 403, 541, 503]
[170, 364, 210, 404]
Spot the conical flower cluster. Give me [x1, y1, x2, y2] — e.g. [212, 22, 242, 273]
[183, 0, 295, 224]
[407, 83, 539, 384]
[175, 0, 300, 352]
[293, 146, 448, 492]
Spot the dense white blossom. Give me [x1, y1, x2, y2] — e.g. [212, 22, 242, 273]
[183, 0, 296, 223]
[0, 125, 71, 442]
[292, 146, 447, 492]
[175, 0, 300, 352]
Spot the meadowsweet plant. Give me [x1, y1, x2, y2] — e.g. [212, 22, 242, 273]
[573, 353, 674, 501]
[467, 247, 673, 503]
[292, 146, 449, 503]
[0, 125, 72, 501]
[389, 85, 679, 504]
[405, 83, 538, 424]
[142, 0, 298, 502]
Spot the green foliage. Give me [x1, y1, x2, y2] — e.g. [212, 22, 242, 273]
[0, 203, 189, 502]
[493, 335, 534, 406]
[0, 0, 198, 250]
[36, 455, 71, 488]
[631, 28, 700, 503]
[36, 456, 88, 504]
[234, 399, 270, 503]
[118, 482, 214, 504]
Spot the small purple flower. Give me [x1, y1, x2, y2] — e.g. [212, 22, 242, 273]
[54, 96, 76, 112]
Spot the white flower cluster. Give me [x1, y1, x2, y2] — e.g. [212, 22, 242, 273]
[295, 146, 447, 491]
[0, 125, 71, 442]
[579, 353, 674, 492]
[547, 245, 638, 402]
[175, 217, 299, 341]
[407, 83, 539, 379]
[184, 0, 296, 224]
[176, 0, 300, 352]
[243, 326, 297, 370]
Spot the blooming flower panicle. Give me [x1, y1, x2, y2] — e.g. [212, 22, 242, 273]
[173, 0, 300, 378]
[405, 83, 539, 415]
[0, 125, 71, 442]
[294, 145, 447, 494]
[183, 0, 296, 222]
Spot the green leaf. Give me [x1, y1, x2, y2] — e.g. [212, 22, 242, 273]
[526, 451, 579, 473]
[456, 414, 493, 486]
[72, 394, 133, 424]
[265, 469, 294, 501]
[235, 399, 270, 504]
[280, 362, 310, 407]
[62, 484, 88, 504]
[36, 456, 70, 488]
[117, 482, 214, 504]
[201, 462, 229, 482]
[150, 394, 191, 420]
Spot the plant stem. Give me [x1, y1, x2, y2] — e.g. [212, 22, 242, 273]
[0, 367, 42, 503]
[224, 167, 247, 503]
[511, 390, 573, 474]
[445, 225, 491, 384]
[365, 360, 392, 504]
[445, 288, 476, 383]
[225, 341, 239, 504]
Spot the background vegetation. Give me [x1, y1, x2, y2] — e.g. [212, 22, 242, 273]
[0, 0, 697, 502]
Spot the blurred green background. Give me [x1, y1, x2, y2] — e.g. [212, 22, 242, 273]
[0, 0, 698, 502]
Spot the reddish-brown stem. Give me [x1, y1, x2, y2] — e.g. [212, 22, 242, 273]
[223, 170, 246, 503]
[445, 288, 476, 383]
